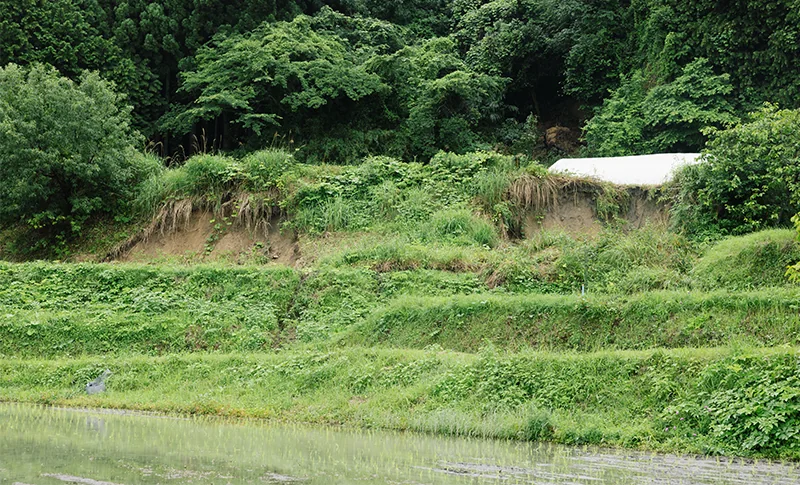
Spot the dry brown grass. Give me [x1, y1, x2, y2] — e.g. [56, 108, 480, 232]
[507, 173, 560, 212]
[506, 171, 632, 223]
[218, 192, 276, 238]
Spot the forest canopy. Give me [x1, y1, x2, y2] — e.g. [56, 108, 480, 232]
[3, 0, 800, 162]
[3, 0, 800, 246]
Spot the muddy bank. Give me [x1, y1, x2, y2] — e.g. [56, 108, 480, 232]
[524, 186, 667, 238]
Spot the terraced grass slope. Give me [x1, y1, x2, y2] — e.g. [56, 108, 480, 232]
[1, 225, 799, 459]
[1, 152, 799, 459]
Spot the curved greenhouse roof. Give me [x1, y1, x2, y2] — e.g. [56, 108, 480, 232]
[549, 153, 702, 186]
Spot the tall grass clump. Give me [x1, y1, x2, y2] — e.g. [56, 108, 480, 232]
[693, 229, 800, 289]
[420, 209, 499, 247]
[470, 169, 514, 208]
[131, 154, 239, 215]
[554, 224, 697, 292]
[132, 150, 298, 217]
[291, 196, 367, 233]
[506, 165, 560, 213]
[182, 154, 239, 194]
[133, 168, 190, 215]
[241, 149, 295, 190]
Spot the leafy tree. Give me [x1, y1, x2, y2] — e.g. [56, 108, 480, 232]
[165, 15, 385, 150]
[0, 0, 126, 77]
[329, 0, 451, 36]
[628, 0, 800, 110]
[671, 105, 800, 238]
[452, 0, 630, 114]
[371, 37, 507, 159]
[105, 0, 310, 137]
[169, 13, 506, 162]
[584, 58, 737, 156]
[0, 64, 142, 241]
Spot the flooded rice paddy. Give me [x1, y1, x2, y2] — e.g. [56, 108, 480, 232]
[1, 403, 798, 484]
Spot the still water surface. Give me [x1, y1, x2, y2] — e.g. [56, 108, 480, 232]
[1, 403, 798, 485]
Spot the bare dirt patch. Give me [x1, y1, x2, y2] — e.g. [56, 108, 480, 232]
[117, 209, 299, 265]
[123, 210, 213, 262]
[523, 188, 666, 238]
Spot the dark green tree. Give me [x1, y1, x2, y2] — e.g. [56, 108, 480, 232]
[372, 37, 507, 159]
[164, 15, 386, 151]
[584, 59, 737, 156]
[672, 105, 800, 237]
[0, 64, 143, 241]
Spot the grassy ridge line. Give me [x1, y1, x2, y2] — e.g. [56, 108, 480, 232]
[0, 262, 303, 355]
[1, 346, 798, 458]
[352, 289, 800, 352]
[3, 275, 800, 355]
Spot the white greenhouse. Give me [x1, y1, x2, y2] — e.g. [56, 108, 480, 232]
[549, 153, 702, 186]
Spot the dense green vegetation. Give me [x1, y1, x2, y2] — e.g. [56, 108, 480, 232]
[4, 1, 800, 243]
[1, 220, 800, 458]
[4, 0, 800, 158]
[3, 0, 800, 464]
[3, 340, 800, 457]
[0, 64, 159, 246]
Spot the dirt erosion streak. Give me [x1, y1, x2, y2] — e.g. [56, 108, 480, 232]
[109, 199, 299, 265]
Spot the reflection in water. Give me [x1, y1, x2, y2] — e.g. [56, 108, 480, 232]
[0, 403, 797, 485]
[84, 416, 105, 435]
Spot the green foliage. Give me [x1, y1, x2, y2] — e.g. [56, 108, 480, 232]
[2, 347, 798, 457]
[787, 214, 800, 282]
[671, 105, 800, 237]
[358, 288, 800, 352]
[166, 15, 385, 141]
[282, 151, 516, 234]
[375, 37, 508, 159]
[663, 354, 800, 455]
[420, 209, 499, 248]
[693, 229, 800, 290]
[133, 149, 296, 214]
[529, 225, 695, 293]
[5, 0, 800, 164]
[0, 1, 135, 99]
[241, 149, 296, 191]
[0, 64, 142, 243]
[182, 155, 238, 194]
[628, 0, 800, 110]
[452, 0, 625, 106]
[584, 59, 737, 155]
[0, 263, 299, 355]
[292, 268, 380, 341]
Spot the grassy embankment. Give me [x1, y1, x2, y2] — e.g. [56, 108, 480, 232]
[1, 150, 799, 459]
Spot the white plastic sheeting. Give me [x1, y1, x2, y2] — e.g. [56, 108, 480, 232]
[548, 153, 703, 186]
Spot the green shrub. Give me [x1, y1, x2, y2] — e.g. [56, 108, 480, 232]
[663, 354, 800, 455]
[693, 229, 800, 289]
[470, 169, 514, 209]
[615, 267, 690, 293]
[395, 188, 436, 222]
[182, 154, 239, 195]
[0, 63, 142, 242]
[671, 105, 800, 237]
[522, 408, 556, 441]
[241, 149, 295, 190]
[420, 209, 499, 247]
[554, 225, 696, 292]
[584, 59, 736, 156]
